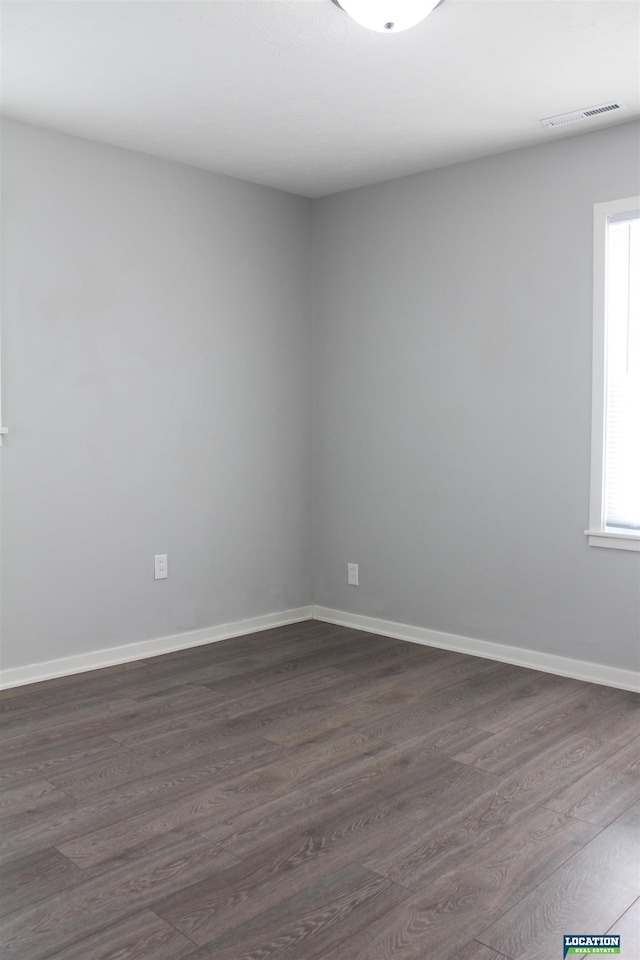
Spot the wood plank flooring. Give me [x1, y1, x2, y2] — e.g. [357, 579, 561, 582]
[1, 621, 638, 960]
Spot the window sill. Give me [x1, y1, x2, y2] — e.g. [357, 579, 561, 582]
[585, 530, 640, 552]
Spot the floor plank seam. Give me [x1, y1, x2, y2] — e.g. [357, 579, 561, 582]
[148, 906, 203, 948]
[539, 802, 614, 827]
[40, 779, 83, 804]
[350, 859, 420, 896]
[49, 847, 95, 880]
[600, 894, 640, 933]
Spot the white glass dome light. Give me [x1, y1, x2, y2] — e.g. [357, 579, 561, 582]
[333, 0, 441, 33]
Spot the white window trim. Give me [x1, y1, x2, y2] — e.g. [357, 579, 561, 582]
[586, 195, 640, 553]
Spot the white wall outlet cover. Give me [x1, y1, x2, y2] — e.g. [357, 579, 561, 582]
[154, 554, 168, 580]
[347, 562, 359, 585]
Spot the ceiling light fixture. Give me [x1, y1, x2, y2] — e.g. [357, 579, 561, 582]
[332, 0, 441, 33]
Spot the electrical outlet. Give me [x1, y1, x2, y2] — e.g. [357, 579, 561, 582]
[154, 554, 168, 580]
[347, 562, 359, 586]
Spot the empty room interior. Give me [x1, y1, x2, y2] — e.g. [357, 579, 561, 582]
[1, 1, 639, 958]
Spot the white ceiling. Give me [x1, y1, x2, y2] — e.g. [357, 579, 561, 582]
[1, 0, 638, 198]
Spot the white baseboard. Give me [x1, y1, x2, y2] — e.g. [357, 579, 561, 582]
[3, 603, 637, 694]
[0, 606, 314, 690]
[312, 606, 640, 693]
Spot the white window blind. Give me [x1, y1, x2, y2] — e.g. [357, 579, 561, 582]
[604, 214, 640, 531]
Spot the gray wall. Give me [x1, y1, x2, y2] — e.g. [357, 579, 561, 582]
[312, 121, 640, 672]
[1, 119, 313, 669]
[3, 117, 638, 676]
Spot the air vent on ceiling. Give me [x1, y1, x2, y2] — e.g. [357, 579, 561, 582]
[540, 102, 626, 128]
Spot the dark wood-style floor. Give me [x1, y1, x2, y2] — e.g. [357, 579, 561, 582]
[1, 620, 638, 960]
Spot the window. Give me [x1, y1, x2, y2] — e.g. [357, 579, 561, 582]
[587, 196, 640, 551]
